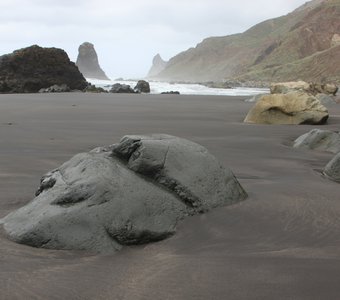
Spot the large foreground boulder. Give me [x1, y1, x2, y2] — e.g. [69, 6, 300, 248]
[76, 42, 110, 80]
[0, 45, 88, 93]
[0, 134, 247, 253]
[244, 91, 329, 125]
[293, 129, 340, 153]
[324, 153, 340, 182]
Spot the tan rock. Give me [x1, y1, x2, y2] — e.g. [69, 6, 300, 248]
[331, 34, 340, 47]
[270, 81, 311, 94]
[244, 91, 329, 125]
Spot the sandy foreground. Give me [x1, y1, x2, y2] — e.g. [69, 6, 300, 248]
[1, 93, 340, 300]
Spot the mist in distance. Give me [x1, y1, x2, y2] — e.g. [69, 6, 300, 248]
[0, 0, 309, 78]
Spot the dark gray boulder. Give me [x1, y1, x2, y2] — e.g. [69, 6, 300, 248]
[293, 129, 340, 154]
[161, 91, 180, 95]
[76, 42, 110, 80]
[324, 153, 340, 182]
[0, 134, 247, 253]
[134, 80, 150, 93]
[110, 83, 135, 93]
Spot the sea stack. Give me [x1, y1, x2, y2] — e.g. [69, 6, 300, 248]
[147, 54, 167, 78]
[76, 42, 110, 80]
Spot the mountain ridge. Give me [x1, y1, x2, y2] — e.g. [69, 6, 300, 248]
[150, 0, 340, 84]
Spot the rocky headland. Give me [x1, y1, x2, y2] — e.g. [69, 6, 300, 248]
[0, 45, 88, 93]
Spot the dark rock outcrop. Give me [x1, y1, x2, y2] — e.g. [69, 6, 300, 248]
[293, 129, 340, 153]
[134, 80, 150, 93]
[0, 134, 247, 253]
[0, 45, 88, 93]
[76, 42, 110, 80]
[84, 84, 108, 93]
[110, 83, 135, 93]
[147, 54, 167, 78]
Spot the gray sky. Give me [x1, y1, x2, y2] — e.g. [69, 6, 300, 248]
[0, 0, 309, 79]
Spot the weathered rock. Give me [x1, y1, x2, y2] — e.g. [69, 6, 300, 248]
[39, 84, 71, 93]
[110, 83, 135, 93]
[147, 54, 167, 78]
[161, 91, 180, 95]
[270, 81, 338, 96]
[293, 129, 340, 153]
[84, 84, 108, 93]
[0, 134, 247, 253]
[76, 42, 110, 80]
[324, 153, 340, 182]
[244, 91, 328, 125]
[270, 81, 311, 94]
[0, 45, 88, 93]
[134, 80, 150, 93]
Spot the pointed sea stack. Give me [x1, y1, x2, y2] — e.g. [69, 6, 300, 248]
[76, 42, 110, 80]
[147, 54, 167, 78]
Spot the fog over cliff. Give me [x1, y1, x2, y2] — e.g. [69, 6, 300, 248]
[0, 0, 308, 78]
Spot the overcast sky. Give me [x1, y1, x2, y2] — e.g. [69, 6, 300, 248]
[0, 0, 309, 79]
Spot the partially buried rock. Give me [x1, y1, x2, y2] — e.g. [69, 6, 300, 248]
[244, 91, 329, 125]
[0, 45, 88, 93]
[110, 83, 135, 93]
[293, 129, 340, 153]
[324, 153, 340, 182]
[134, 80, 150, 93]
[0, 134, 247, 253]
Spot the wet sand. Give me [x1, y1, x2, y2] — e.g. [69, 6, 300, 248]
[1, 92, 340, 299]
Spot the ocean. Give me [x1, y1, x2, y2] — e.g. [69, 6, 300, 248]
[87, 78, 268, 96]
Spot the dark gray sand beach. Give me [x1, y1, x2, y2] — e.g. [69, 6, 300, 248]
[1, 93, 340, 299]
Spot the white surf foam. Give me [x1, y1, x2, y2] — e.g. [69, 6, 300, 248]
[86, 78, 268, 96]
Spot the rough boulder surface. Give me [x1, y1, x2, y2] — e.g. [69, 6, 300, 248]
[110, 83, 135, 93]
[324, 153, 340, 182]
[134, 80, 150, 93]
[244, 91, 329, 125]
[294, 129, 340, 154]
[76, 42, 110, 80]
[0, 45, 88, 93]
[0, 134, 247, 253]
